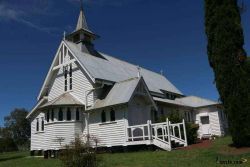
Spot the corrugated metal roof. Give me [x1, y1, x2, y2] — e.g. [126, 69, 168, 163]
[154, 96, 219, 108]
[89, 77, 140, 110]
[65, 40, 182, 95]
[176, 96, 219, 108]
[153, 97, 187, 107]
[40, 93, 84, 108]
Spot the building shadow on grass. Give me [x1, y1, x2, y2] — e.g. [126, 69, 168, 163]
[0, 155, 26, 162]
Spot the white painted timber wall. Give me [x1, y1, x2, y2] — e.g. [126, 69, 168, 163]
[128, 96, 151, 126]
[48, 45, 94, 105]
[85, 106, 127, 147]
[43, 122, 82, 150]
[31, 108, 83, 151]
[195, 106, 225, 138]
[31, 112, 45, 151]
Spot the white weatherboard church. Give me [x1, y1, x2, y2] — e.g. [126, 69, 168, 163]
[26, 5, 228, 154]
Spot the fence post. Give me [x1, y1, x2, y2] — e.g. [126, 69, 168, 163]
[178, 124, 181, 139]
[147, 120, 152, 140]
[166, 118, 172, 149]
[124, 119, 128, 142]
[182, 119, 188, 146]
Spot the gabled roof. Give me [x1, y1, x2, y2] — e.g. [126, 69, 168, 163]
[64, 40, 182, 95]
[176, 96, 219, 108]
[153, 97, 187, 107]
[26, 97, 48, 119]
[154, 96, 220, 108]
[40, 93, 84, 108]
[37, 40, 182, 101]
[89, 77, 157, 110]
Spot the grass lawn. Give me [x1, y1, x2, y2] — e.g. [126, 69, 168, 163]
[0, 136, 250, 167]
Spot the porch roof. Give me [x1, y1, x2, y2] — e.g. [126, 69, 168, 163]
[40, 93, 84, 108]
[89, 77, 157, 110]
[89, 77, 140, 110]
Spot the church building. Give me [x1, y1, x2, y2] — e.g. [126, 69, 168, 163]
[26, 4, 228, 155]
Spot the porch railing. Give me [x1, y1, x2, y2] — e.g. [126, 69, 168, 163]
[125, 118, 187, 150]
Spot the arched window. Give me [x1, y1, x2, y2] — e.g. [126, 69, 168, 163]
[41, 118, 44, 131]
[110, 108, 115, 122]
[58, 108, 63, 121]
[67, 108, 71, 121]
[36, 118, 39, 131]
[46, 110, 50, 122]
[64, 66, 68, 92]
[69, 64, 73, 90]
[76, 108, 80, 121]
[154, 110, 158, 122]
[51, 109, 54, 121]
[101, 110, 106, 123]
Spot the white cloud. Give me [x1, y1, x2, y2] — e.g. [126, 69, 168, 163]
[0, 4, 23, 21]
[0, 3, 58, 34]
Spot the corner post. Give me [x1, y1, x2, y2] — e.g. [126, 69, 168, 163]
[147, 120, 152, 140]
[124, 119, 129, 142]
[166, 118, 172, 149]
[182, 119, 188, 146]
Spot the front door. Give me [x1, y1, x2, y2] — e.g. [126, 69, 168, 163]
[200, 116, 211, 135]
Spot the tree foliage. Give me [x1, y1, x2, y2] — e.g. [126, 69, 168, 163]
[3, 108, 30, 147]
[205, 0, 250, 146]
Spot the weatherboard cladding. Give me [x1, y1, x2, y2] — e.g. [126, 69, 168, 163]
[64, 40, 182, 95]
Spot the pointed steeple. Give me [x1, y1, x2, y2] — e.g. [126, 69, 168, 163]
[65, 1, 104, 59]
[76, 0, 89, 31]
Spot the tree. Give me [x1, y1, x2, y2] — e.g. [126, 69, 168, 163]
[205, 0, 250, 146]
[4, 108, 30, 147]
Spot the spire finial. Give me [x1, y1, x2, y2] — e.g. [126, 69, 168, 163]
[63, 31, 66, 40]
[160, 69, 164, 75]
[76, 0, 89, 30]
[80, 0, 83, 11]
[137, 66, 141, 78]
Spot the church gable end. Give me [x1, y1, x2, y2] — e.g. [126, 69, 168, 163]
[43, 42, 94, 104]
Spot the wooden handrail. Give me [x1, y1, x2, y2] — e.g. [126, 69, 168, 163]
[125, 118, 188, 150]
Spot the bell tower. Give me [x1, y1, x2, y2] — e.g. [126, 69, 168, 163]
[65, 0, 104, 59]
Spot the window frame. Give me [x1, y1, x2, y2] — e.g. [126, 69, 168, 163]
[41, 117, 44, 131]
[101, 110, 106, 123]
[64, 66, 68, 91]
[110, 108, 115, 122]
[58, 108, 63, 121]
[69, 64, 73, 90]
[76, 108, 80, 121]
[51, 109, 54, 122]
[36, 118, 39, 132]
[200, 116, 210, 125]
[46, 110, 50, 123]
[67, 108, 71, 121]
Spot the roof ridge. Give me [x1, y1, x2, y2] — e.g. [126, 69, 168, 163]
[117, 77, 140, 83]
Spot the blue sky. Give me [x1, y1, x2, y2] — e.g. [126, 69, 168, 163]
[0, 0, 249, 126]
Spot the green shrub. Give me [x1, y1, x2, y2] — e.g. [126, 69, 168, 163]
[157, 111, 199, 144]
[185, 123, 199, 144]
[0, 137, 18, 152]
[59, 136, 97, 167]
[157, 111, 182, 123]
